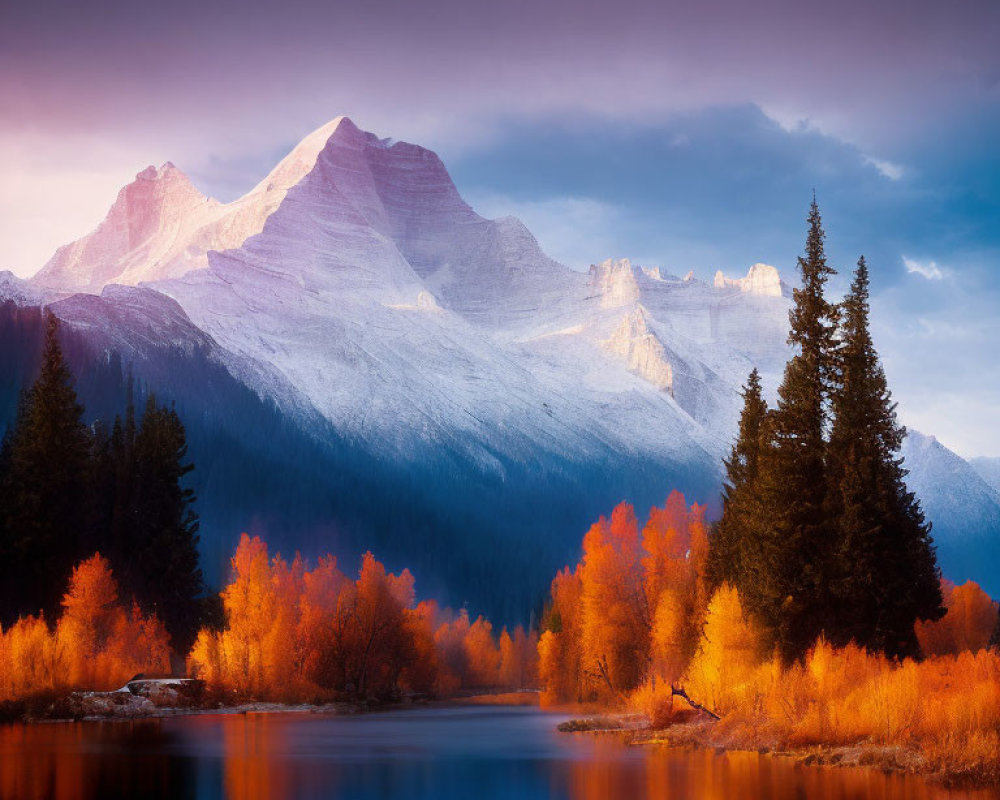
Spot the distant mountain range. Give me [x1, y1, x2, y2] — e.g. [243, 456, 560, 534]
[2, 116, 997, 616]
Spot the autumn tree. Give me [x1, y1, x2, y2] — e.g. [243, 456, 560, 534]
[57, 553, 170, 689]
[539, 567, 584, 705]
[187, 538, 471, 701]
[0, 615, 63, 700]
[399, 600, 441, 694]
[539, 494, 710, 705]
[915, 580, 997, 656]
[216, 534, 276, 694]
[433, 608, 470, 694]
[642, 491, 708, 686]
[296, 555, 348, 684]
[344, 553, 414, 697]
[684, 583, 764, 715]
[463, 616, 500, 688]
[579, 503, 648, 696]
[498, 625, 537, 689]
[827, 258, 942, 655]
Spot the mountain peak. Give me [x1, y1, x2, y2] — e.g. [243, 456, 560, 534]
[32, 158, 215, 292]
[590, 258, 641, 308]
[249, 117, 352, 196]
[134, 161, 190, 185]
[714, 263, 783, 297]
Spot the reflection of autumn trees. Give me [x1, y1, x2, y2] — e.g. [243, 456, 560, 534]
[188, 534, 538, 700]
[223, 714, 291, 800]
[0, 720, 186, 800]
[0, 553, 170, 699]
[567, 745, 949, 800]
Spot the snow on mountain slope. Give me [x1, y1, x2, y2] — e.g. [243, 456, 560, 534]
[147, 120, 723, 474]
[20, 116, 999, 597]
[0, 270, 46, 306]
[33, 163, 223, 292]
[901, 431, 1000, 596]
[970, 457, 1000, 495]
[32, 119, 350, 294]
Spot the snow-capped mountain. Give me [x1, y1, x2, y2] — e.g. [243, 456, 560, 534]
[970, 457, 1000, 496]
[6, 116, 998, 608]
[901, 433, 1000, 591]
[32, 117, 789, 475]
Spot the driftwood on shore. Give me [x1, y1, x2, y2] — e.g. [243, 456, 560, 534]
[670, 685, 720, 720]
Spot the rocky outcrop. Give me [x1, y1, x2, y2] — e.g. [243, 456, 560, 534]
[589, 258, 641, 308]
[713, 263, 783, 297]
[602, 306, 674, 394]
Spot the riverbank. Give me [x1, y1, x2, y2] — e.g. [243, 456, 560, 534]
[558, 712, 1000, 789]
[0, 684, 541, 725]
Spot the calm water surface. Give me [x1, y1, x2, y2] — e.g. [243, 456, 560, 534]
[1, 705, 998, 799]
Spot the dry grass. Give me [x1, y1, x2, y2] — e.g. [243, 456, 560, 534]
[627, 643, 1000, 787]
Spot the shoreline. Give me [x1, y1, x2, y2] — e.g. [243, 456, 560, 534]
[6, 696, 994, 789]
[558, 713, 999, 790]
[0, 689, 542, 726]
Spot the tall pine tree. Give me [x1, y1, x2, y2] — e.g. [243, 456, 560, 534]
[750, 199, 839, 660]
[0, 312, 91, 623]
[125, 396, 204, 652]
[827, 257, 942, 656]
[706, 368, 768, 593]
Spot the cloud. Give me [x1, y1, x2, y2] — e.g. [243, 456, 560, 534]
[903, 256, 945, 280]
[864, 156, 905, 180]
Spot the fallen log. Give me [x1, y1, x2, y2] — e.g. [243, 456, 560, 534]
[671, 685, 721, 720]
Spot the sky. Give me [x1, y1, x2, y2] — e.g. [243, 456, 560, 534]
[1, 0, 998, 457]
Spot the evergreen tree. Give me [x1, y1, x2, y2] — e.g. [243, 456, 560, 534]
[827, 257, 942, 656]
[0, 312, 91, 623]
[750, 199, 839, 661]
[108, 383, 137, 571]
[124, 396, 204, 652]
[706, 368, 768, 592]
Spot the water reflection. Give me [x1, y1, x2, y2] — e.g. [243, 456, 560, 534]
[223, 714, 291, 800]
[0, 707, 997, 800]
[0, 719, 195, 799]
[569, 740, 980, 800]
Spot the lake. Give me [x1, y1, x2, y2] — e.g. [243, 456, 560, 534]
[0, 705, 997, 799]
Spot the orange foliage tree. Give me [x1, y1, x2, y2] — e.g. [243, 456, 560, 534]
[579, 503, 648, 697]
[643, 492, 709, 687]
[0, 553, 170, 700]
[188, 535, 537, 702]
[57, 554, 171, 690]
[539, 492, 711, 707]
[916, 580, 999, 657]
[684, 583, 764, 715]
[538, 566, 584, 705]
[463, 616, 501, 689]
[538, 491, 1000, 786]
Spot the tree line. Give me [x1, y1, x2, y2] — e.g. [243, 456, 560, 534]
[0, 313, 204, 652]
[0, 554, 172, 700]
[188, 534, 538, 700]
